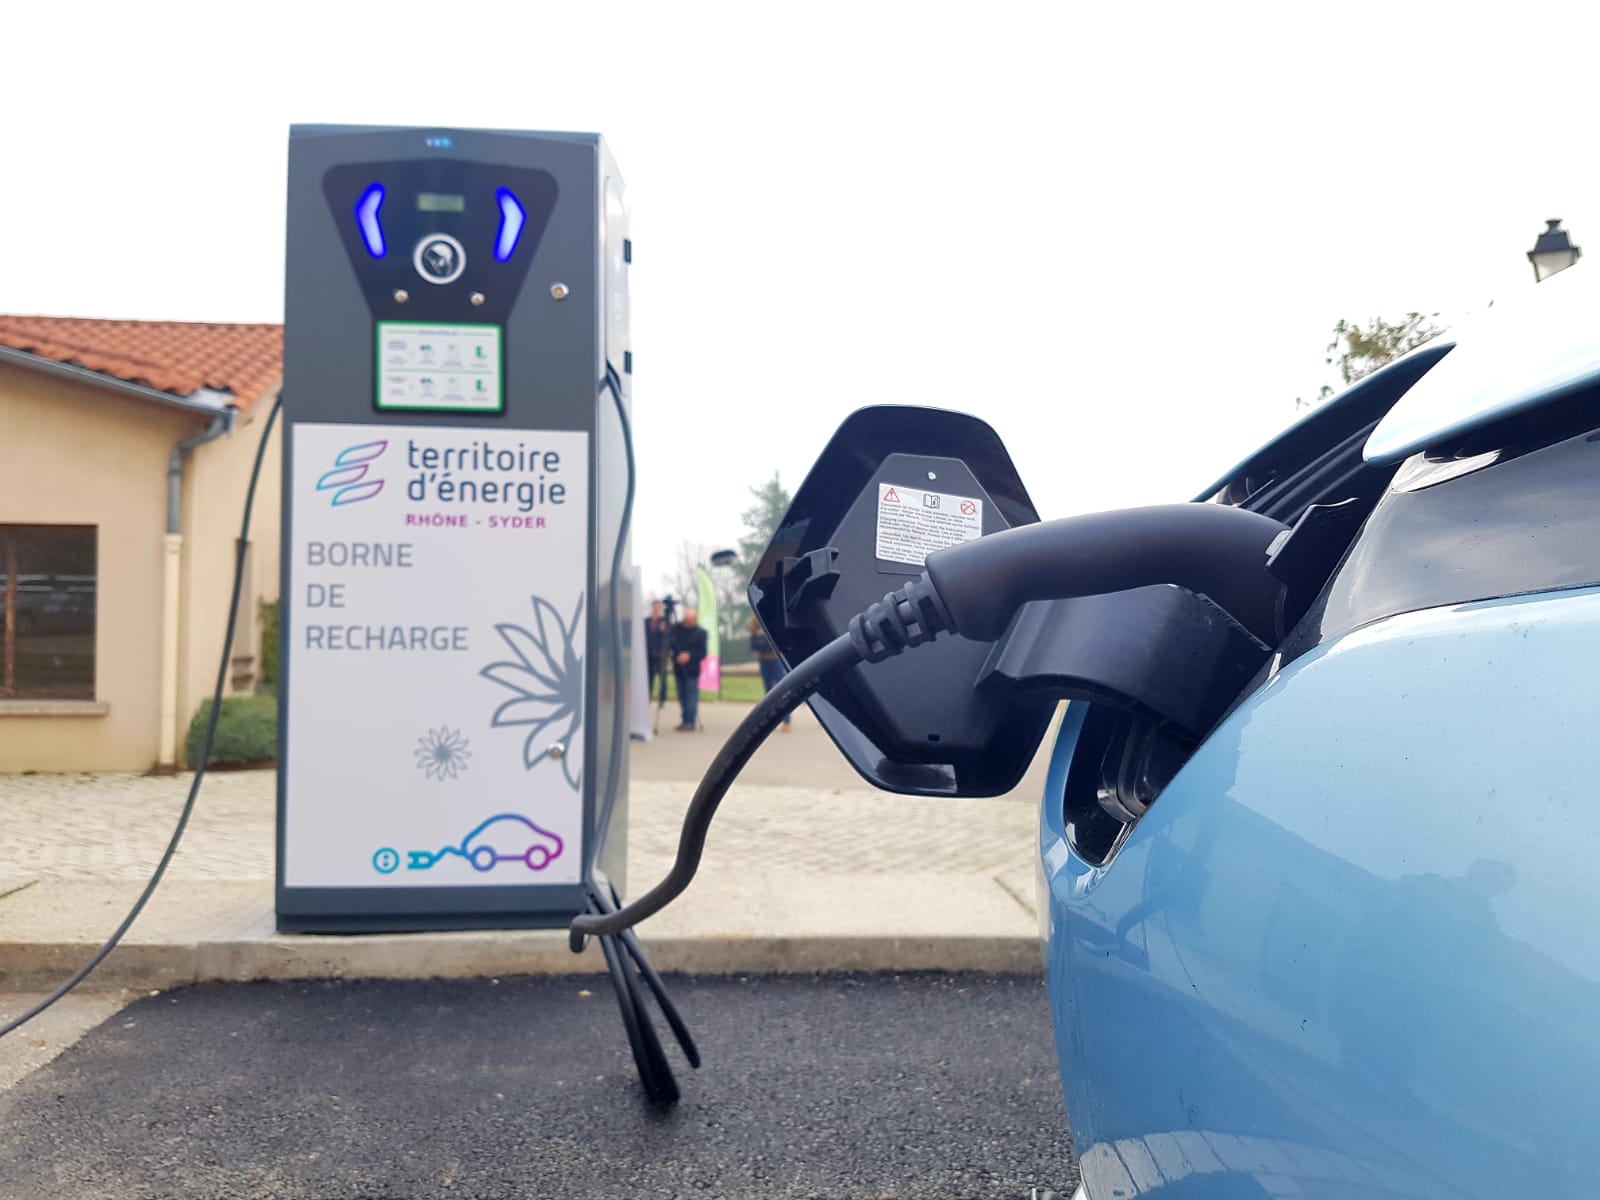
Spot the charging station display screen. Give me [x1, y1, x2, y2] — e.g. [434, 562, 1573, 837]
[376, 322, 502, 413]
[416, 192, 466, 212]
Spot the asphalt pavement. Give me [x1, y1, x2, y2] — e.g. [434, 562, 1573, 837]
[0, 972, 1077, 1200]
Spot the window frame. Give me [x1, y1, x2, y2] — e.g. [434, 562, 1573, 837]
[0, 523, 99, 701]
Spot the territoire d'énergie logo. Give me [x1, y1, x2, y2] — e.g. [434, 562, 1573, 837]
[316, 440, 388, 506]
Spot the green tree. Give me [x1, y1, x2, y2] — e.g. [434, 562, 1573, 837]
[734, 471, 791, 581]
[1298, 312, 1446, 409]
[657, 474, 792, 663]
[725, 472, 791, 657]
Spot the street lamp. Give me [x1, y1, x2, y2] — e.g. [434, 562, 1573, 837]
[1527, 219, 1582, 282]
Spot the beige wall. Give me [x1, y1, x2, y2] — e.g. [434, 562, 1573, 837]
[0, 361, 282, 772]
[177, 393, 283, 761]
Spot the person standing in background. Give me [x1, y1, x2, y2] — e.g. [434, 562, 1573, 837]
[750, 614, 791, 731]
[645, 600, 669, 706]
[670, 609, 708, 731]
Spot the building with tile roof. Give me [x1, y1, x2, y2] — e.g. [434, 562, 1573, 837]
[0, 316, 283, 772]
[0, 317, 282, 411]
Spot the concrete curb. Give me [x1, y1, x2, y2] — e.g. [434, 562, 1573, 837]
[0, 931, 1042, 993]
[0, 869, 1045, 992]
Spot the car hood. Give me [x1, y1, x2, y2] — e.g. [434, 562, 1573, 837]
[1366, 262, 1600, 464]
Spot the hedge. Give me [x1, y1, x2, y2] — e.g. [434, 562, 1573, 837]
[184, 695, 277, 768]
[258, 599, 279, 688]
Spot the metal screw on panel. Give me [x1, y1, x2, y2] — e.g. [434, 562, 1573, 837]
[550, 282, 571, 301]
[547, 742, 566, 761]
[470, 292, 485, 307]
[393, 289, 410, 304]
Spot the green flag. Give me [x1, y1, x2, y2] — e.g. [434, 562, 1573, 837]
[695, 565, 720, 693]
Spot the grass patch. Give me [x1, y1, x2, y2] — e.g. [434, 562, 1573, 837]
[654, 673, 770, 704]
[713, 674, 766, 703]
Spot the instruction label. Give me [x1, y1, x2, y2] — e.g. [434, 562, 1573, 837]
[875, 482, 984, 566]
[375, 322, 503, 413]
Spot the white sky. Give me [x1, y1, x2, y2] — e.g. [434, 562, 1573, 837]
[4, 1, 1598, 592]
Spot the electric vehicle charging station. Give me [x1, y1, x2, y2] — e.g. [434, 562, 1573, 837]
[277, 126, 635, 934]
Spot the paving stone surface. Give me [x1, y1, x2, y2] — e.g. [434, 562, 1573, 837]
[0, 771, 1035, 884]
[0, 697, 1052, 900]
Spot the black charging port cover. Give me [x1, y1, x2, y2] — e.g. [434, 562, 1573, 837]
[748, 406, 1056, 796]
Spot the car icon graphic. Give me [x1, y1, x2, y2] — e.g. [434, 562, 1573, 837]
[461, 814, 563, 871]
[387, 813, 565, 875]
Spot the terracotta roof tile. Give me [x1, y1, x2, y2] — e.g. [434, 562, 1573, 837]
[0, 316, 282, 410]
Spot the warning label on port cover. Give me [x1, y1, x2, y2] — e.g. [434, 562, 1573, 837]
[875, 483, 984, 566]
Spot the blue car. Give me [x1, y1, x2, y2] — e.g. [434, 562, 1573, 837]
[1043, 265, 1600, 1199]
[590, 264, 1600, 1171]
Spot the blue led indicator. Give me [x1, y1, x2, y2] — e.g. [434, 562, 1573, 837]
[356, 184, 386, 258]
[495, 188, 525, 262]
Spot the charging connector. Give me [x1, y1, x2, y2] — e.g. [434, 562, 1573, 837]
[847, 577, 952, 663]
[569, 501, 1290, 942]
[925, 502, 1289, 645]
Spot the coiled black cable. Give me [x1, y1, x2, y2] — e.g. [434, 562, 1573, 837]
[580, 365, 699, 1103]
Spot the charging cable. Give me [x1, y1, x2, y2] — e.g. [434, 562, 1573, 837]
[576, 364, 699, 1104]
[569, 501, 1289, 943]
[0, 394, 283, 1040]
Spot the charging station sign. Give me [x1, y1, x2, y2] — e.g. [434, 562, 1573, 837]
[283, 422, 589, 889]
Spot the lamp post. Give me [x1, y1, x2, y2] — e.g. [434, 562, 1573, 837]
[1527, 219, 1582, 282]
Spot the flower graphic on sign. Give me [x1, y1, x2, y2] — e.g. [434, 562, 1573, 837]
[479, 594, 584, 791]
[414, 727, 471, 781]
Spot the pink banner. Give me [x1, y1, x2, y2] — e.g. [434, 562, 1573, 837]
[698, 655, 721, 695]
